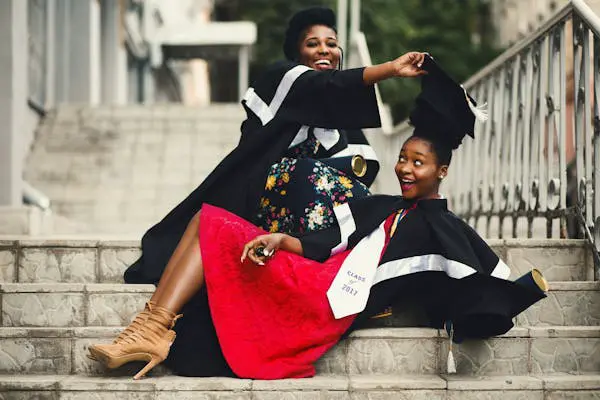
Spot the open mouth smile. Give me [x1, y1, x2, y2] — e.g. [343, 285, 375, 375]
[314, 59, 333, 70]
[400, 178, 415, 192]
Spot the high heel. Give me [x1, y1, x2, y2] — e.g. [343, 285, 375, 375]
[88, 305, 182, 379]
[87, 301, 155, 361]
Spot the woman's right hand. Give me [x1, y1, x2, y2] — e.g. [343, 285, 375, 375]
[241, 233, 287, 265]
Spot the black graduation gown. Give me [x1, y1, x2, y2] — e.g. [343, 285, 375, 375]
[299, 195, 546, 341]
[123, 61, 380, 376]
[125, 60, 380, 285]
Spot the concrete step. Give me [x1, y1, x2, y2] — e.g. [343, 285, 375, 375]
[0, 326, 597, 377]
[52, 103, 247, 124]
[1, 282, 597, 328]
[0, 374, 599, 400]
[24, 104, 245, 235]
[0, 239, 593, 284]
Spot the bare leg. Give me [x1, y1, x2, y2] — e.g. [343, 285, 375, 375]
[151, 210, 201, 302]
[88, 212, 206, 378]
[153, 232, 205, 313]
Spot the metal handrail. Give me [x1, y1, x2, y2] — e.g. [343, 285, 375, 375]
[369, 0, 600, 278]
[347, 31, 394, 134]
[462, 0, 600, 90]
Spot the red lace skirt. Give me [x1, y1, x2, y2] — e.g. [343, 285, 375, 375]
[199, 204, 354, 379]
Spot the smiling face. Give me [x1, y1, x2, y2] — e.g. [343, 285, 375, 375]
[395, 136, 448, 200]
[297, 24, 340, 70]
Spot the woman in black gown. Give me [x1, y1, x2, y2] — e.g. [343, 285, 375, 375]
[118, 7, 428, 376]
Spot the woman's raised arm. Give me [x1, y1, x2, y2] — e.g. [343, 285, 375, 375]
[363, 51, 428, 85]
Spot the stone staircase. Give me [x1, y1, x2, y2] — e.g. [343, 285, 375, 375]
[0, 237, 598, 398]
[24, 104, 245, 236]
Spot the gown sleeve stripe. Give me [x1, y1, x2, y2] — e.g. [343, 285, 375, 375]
[243, 88, 274, 125]
[269, 65, 312, 118]
[490, 259, 511, 279]
[331, 143, 379, 162]
[243, 65, 312, 126]
[330, 203, 357, 256]
[373, 254, 478, 285]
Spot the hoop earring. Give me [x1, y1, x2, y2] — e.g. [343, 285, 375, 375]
[338, 47, 344, 70]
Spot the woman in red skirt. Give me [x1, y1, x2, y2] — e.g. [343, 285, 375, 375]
[88, 55, 546, 380]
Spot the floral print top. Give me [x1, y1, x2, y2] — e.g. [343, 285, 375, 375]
[253, 135, 370, 234]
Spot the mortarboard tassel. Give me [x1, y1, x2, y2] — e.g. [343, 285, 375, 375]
[445, 321, 457, 374]
[462, 87, 489, 123]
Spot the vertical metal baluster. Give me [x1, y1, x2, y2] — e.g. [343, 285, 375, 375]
[574, 17, 586, 237]
[502, 64, 513, 237]
[523, 48, 534, 237]
[530, 42, 542, 234]
[475, 82, 487, 230]
[539, 34, 550, 237]
[594, 33, 600, 249]
[474, 84, 485, 226]
[558, 21, 568, 238]
[509, 55, 521, 237]
[584, 27, 594, 229]
[547, 27, 558, 235]
[515, 59, 526, 237]
[483, 77, 495, 237]
[494, 70, 506, 238]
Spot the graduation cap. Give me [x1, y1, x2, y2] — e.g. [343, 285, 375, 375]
[283, 7, 337, 61]
[409, 55, 488, 150]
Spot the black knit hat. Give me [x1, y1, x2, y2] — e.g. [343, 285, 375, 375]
[409, 55, 488, 150]
[283, 7, 337, 61]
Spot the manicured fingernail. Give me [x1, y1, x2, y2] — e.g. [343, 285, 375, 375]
[417, 63, 422, 68]
[259, 262, 265, 266]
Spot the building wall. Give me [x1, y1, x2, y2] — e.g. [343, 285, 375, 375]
[491, 0, 567, 46]
[145, 0, 213, 105]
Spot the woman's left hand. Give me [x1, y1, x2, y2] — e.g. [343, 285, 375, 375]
[392, 52, 428, 78]
[241, 233, 286, 265]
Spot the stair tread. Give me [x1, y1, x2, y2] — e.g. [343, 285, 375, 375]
[2, 281, 597, 291]
[0, 325, 597, 338]
[0, 374, 598, 391]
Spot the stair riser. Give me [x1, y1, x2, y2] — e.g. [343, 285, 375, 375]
[1, 374, 598, 400]
[2, 389, 589, 400]
[2, 389, 600, 400]
[2, 289, 596, 328]
[0, 243, 593, 285]
[0, 334, 596, 377]
[3, 390, 596, 400]
[0, 245, 140, 285]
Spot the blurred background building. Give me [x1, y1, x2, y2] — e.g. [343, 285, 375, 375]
[0, 0, 256, 234]
[1, 0, 599, 240]
[491, 0, 565, 46]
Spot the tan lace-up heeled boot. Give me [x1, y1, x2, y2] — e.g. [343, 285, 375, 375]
[87, 301, 156, 361]
[88, 304, 182, 380]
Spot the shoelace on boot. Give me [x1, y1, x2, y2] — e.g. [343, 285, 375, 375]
[114, 301, 155, 344]
[121, 308, 183, 346]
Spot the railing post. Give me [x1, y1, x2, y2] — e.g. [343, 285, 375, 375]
[337, 0, 348, 67]
[594, 33, 600, 254]
[238, 45, 249, 102]
[0, 0, 27, 206]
